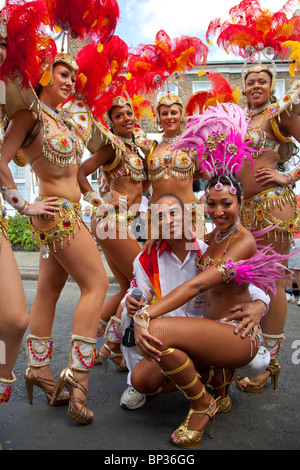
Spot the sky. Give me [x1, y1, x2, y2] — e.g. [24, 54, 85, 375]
[0, 0, 299, 61]
[115, 0, 300, 60]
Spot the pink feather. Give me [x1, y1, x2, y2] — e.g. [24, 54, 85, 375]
[226, 245, 298, 296]
[173, 102, 253, 177]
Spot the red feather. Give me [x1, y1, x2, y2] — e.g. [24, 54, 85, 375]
[1, 0, 57, 87]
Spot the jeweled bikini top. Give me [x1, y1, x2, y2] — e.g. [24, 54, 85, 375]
[41, 105, 84, 167]
[102, 136, 146, 183]
[147, 144, 195, 181]
[245, 127, 279, 157]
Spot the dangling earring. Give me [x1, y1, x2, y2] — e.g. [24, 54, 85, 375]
[156, 119, 163, 133]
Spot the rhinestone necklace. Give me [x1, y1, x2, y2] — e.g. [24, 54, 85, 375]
[115, 134, 139, 153]
[41, 103, 67, 131]
[162, 134, 180, 144]
[247, 102, 271, 118]
[215, 221, 240, 244]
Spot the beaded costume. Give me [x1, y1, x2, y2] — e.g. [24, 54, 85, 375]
[241, 186, 299, 242]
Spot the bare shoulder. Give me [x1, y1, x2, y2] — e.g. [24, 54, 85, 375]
[227, 225, 257, 261]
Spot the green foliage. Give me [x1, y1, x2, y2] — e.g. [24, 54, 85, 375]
[7, 213, 40, 251]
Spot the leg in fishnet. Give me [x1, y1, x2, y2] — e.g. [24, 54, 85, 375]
[145, 317, 258, 448]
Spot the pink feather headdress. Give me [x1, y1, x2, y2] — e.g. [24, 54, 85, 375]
[174, 102, 253, 193]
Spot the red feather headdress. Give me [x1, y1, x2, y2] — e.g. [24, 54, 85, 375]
[1, 0, 57, 88]
[185, 72, 241, 117]
[206, 0, 300, 87]
[73, 36, 129, 122]
[45, 0, 120, 46]
[126, 30, 208, 99]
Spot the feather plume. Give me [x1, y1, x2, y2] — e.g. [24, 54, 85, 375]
[206, 0, 300, 59]
[174, 102, 253, 177]
[126, 30, 208, 98]
[1, 0, 57, 87]
[72, 36, 128, 121]
[227, 244, 297, 295]
[185, 72, 240, 116]
[45, 0, 120, 44]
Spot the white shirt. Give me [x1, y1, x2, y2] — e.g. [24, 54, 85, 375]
[121, 238, 270, 385]
[122, 238, 270, 319]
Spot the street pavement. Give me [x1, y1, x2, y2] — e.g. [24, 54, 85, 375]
[0, 251, 299, 454]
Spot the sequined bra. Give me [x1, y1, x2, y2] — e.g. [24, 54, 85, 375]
[147, 145, 195, 181]
[106, 152, 146, 183]
[245, 127, 280, 157]
[42, 108, 84, 167]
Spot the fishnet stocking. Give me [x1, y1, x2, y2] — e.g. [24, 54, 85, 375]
[149, 317, 257, 371]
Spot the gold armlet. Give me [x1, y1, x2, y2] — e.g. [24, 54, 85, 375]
[270, 118, 293, 144]
[100, 148, 123, 173]
[146, 141, 158, 161]
[213, 260, 236, 283]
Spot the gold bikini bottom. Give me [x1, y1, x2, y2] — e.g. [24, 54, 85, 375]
[30, 198, 83, 257]
[241, 186, 299, 242]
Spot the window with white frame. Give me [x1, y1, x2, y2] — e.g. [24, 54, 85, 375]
[274, 79, 285, 102]
[157, 84, 178, 101]
[192, 81, 211, 93]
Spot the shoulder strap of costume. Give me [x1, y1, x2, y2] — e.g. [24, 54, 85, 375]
[267, 80, 300, 143]
[61, 96, 125, 156]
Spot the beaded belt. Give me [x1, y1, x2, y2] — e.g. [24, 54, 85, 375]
[241, 186, 299, 241]
[30, 198, 82, 258]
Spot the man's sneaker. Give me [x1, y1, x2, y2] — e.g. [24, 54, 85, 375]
[286, 293, 295, 302]
[120, 386, 146, 410]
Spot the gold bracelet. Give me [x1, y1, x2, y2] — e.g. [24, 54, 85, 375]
[134, 308, 151, 328]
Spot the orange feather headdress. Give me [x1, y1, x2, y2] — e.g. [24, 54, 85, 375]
[206, 0, 300, 88]
[126, 30, 208, 100]
[185, 72, 241, 117]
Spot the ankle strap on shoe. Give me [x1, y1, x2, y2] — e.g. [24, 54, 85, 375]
[26, 335, 54, 368]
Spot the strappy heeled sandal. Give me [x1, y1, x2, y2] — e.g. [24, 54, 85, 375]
[50, 368, 93, 425]
[211, 368, 236, 414]
[236, 358, 281, 393]
[99, 344, 127, 373]
[171, 396, 219, 449]
[24, 368, 69, 406]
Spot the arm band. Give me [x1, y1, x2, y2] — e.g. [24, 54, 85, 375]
[0, 186, 30, 215]
[83, 191, 104, 209]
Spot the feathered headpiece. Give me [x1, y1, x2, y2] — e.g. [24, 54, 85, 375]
[126, 30, 208, 101]
[45, 0, 120, 47]
[185, 72, 241, 117]
[1, 0, 57, 88]
[72, 36, 128, 121]
[39, 0, 121, 87]
[174, 102, 253, 194]
[206, 0, 300, 89]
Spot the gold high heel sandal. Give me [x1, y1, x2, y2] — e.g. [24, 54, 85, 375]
[100, 344, 127, 373]
[211, 368, 236, 414]
[236, 358, 281, 393]
[159, 348, 219, 449]
[172, 396, 219, 449]
[50, 368, 93, 425]
[50, 334, 96, 424]
[24, 368, 69, 406]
